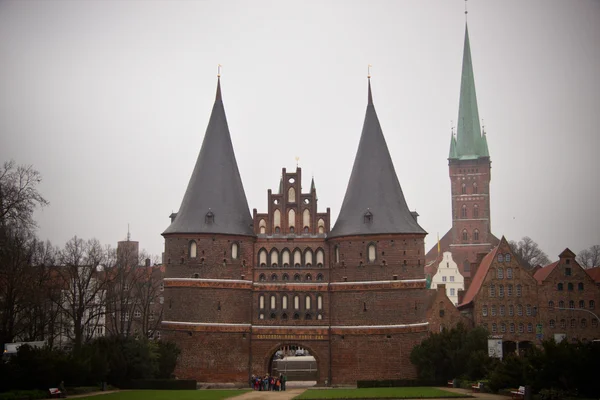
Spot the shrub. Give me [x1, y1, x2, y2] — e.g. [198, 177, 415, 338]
[0, 390, 47, 400]
[357, 379, 442, 388]
[121, 379, 196, 390]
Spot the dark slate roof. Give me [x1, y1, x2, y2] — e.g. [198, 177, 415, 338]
[329, 80, 426, 238]
[163, 78, 254, 236]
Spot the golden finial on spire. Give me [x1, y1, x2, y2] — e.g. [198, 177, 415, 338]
[217, 64, 222, 78]
[295, 156, 300, 168]
[367, 64, 372, 79]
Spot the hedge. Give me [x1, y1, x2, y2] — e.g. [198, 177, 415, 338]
[0, 390, 47, 400]
[357, 379, 443, 388]
[121, 379, 197, 390]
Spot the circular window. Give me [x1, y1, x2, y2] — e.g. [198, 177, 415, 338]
[304, 198, 310, 204]
[289, 178, 295, 183]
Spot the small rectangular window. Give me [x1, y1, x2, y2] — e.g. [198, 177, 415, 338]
[565, 268, 572, 276]
[450, 276, 455, 282]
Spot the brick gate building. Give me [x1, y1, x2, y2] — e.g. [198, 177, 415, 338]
[160, 75, 433, 384]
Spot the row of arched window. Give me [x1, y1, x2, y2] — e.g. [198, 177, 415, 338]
[258, 312, 324, 321]
[497, 253, 512, 263]
[485, 322, 533, 334]
[557, 282, 585, 291]
[258, 273, 324, 282]
[549, 318, 598, 329]
[459, 204, 480, 219]
[495, 267, 514, 279]
[189, 241, 239, 260]
[548, 300, 595, 309]
[258, 211, 325, 234]
[489, 284, 522, 297]
[461, 229, 480, 241]
[482, 304, 533, 317]
[258, 293, 323, 312]
[258, 247, 325, 268]
[460, 182, 479, 195]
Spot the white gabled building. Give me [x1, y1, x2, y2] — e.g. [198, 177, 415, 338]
[431, 251, 465, 305]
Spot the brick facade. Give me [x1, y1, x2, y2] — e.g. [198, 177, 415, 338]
[458, 239, 600, 354]
[162, 167, 439, 385]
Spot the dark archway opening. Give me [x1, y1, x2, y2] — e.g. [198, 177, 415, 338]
[503, 340, 517, 356]
[267, 344, 318, 383]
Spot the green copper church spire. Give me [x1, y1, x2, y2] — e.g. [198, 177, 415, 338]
[450, 23, 489, 160]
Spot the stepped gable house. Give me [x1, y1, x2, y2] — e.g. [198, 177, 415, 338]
[457, 239, 600, 354]
[425, 23, 499, 286]
[160, 76, 434, 385]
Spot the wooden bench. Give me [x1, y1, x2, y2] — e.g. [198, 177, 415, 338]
[471, 382, 483, 392]
[511, 386, 525, 399]
[49, 388, 65, 398]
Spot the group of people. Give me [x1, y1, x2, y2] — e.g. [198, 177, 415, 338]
[250, 373, 287, 391]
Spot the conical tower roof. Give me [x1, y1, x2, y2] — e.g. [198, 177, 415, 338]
[329, 79, 426, 238]
[163, 78, 254, 236]
[451, 23, 489, 160]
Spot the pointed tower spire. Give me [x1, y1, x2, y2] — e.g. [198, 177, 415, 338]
[164, 77, 254, 236]
[449, 132, 458, 159]
[451, 23, 488, 160]
[329, 78, 426, 238]
[310, 176, 316, 192]
[278, 176, 284, 194]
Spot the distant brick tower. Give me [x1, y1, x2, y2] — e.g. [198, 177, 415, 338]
[425, 23, 498, 284]
[161, 77, 256, 382]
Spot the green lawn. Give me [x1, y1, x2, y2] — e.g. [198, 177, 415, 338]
[76, 390, 250, 400]
[294, 387, 469, 399]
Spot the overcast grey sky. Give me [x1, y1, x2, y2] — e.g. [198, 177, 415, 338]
[1, 0, 598, 261]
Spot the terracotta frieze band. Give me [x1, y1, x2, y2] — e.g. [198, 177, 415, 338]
[164, 278, 253, 290]
[329, 279, 426, 291]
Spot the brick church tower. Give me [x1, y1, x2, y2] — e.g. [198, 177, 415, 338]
[425, 23, 499, 284]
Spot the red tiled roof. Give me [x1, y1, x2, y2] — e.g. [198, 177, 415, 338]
[586, 266, 600, 283]
[533, 261, 559, 283]
[457, 240, 500, 308]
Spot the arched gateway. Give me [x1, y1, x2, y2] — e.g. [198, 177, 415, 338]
[264, 343, 321, 383]
[253, 339, 329, 385]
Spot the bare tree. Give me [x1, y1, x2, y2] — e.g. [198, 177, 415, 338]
[0, 225, 36, 346]
[21, 239, 63, 347]
[105, 241, 143, 337]
[0, 161, 49, 347]
[509, 236, 551, 269]
[577, 245, 600, 268]
[54, 236, 115, 351]
[0, 160, 48, 230]
[134, 256, 164, 339]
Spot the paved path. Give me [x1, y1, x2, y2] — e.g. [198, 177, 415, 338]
[229, 389, 307, 399]
[442, 387, 510, 399]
